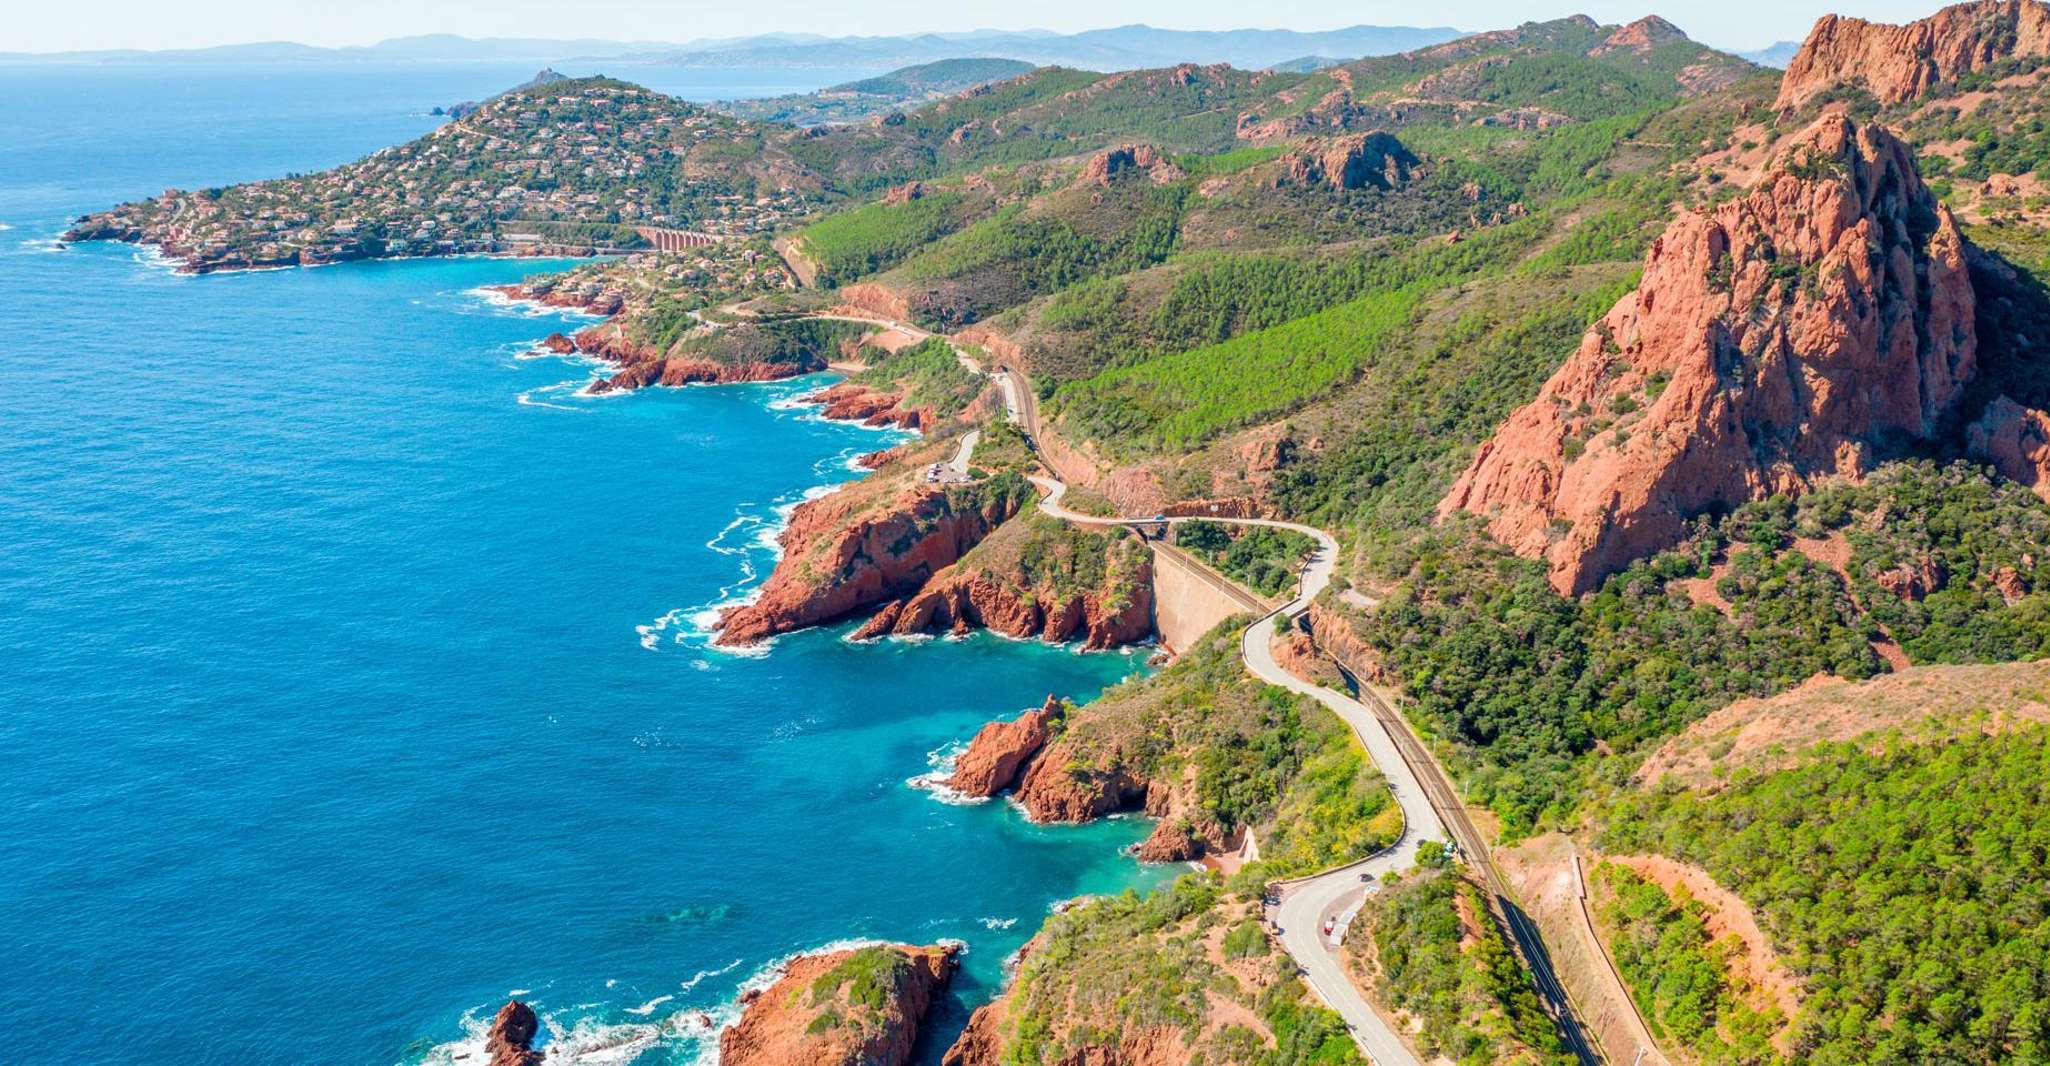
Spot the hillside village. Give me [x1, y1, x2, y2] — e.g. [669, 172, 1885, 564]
[66, 79, 816, 270]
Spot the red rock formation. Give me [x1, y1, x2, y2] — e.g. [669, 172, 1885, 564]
[569, 321, 814, 395]
[806, 381, 930, 431]
[1968, 396, 2050, 500]
[1081, 144, 1185, 186]
[858, 443, 916, 470]
[1308, 601, 1388, 682]
[1013, 734, 1152, 823]
[540, 332, 575, 354]
[485, 283, 622, 316]
[838, 283, 915, 322]
[485, 1001, 544, 1066]
[1776, 0, 2050, 111]
[850, 567, 1155, 649]
[944, 696, 1064, 797]
[1442, 115, 1977, 595]
[721, 944, 958, 1066]
[716, 485, 1023, 645]
[1280, 132, 1418, 190]
[1589, 15, 1690, 56]
[1133, 814, 1230, 863]
[883, 181, 926, 205]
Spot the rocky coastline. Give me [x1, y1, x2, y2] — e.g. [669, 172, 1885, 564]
[713, 477, 1030, 646]
[720, 943, 959, 1066]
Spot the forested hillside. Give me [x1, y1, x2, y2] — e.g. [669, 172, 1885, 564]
[66, 6, 2050, 1065]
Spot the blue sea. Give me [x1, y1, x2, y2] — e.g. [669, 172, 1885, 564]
[0, 62, 1164, 1064]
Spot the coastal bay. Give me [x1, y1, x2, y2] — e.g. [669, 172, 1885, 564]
[0, 64, 1167, 1065]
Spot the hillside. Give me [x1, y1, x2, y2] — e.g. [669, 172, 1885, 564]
[711, 59, 1039, 126]
[65, 76, 821, 272]
[57, 8, 2050, 1065]
[1594, 663, 2050, 1064]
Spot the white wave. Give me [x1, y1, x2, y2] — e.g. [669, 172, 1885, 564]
[19, 237, 67, 254]
[517, 380, 586, 412]
[677, 958, 742, 994]
[906, 740, 987, 806]
[0, 222, 13, 230]
[508, 988, 532, 997]
[416, 1008, 491, 1066]
[539, 1015, 663, 1064]
[637, 607, 688, 652]
[465, 285, 605, 320]
[980, 916, 1019, 930]
[625, 995, 673, 1017]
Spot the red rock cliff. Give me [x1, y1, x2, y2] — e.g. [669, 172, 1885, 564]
[1969, 396, 2050, 499]
[1776, 0, 2050, 111]
[944, 695, 1064, 797]
[721, 943, 959, 1066]
[1442, 114, 1977, 594]
[571, 321, 813, 395]
[716, 482, 1025, 646]
[849, 562, 1155, 649]
[484, 1001, 544, 1066]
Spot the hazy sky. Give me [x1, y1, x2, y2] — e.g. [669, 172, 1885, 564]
[3, 0, 1960, 55]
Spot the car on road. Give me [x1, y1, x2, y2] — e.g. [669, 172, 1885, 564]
[1321, 916, 1336, 937]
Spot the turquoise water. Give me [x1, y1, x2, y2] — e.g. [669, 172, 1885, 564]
[0, 65, 1162, 1064]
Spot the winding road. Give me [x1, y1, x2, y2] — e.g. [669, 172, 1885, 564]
[814, 311, 1601, 1065]
[1032, 478, 1444, 1066]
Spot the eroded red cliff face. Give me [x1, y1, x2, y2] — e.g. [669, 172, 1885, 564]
[850, 566, 1155, 649]
[715, 485, 1023, 645]
[1970, 396, 2050, 499]
[944, 695, 1063, 797]
[1443, 114, 1977, 595]
[1776, 0, 2050, 111]
[570, 322, 811, 395]
[721, 944, 958, 1066]
[1013, 733, 1155, 823]
[1279, 132, 1417, 190]
[806, 381, 932, 431]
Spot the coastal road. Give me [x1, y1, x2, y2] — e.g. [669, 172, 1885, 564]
[830, 316, 1595, 1065]
[947, 430, 980, 478]
[1031, 476, 1441, 1066]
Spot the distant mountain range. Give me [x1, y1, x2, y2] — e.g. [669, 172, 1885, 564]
[1737, 40, 1802, 68]
[712, 58, 1039, 125]
[639, 24, 1466, 71]
[1, 25, 1463, 72]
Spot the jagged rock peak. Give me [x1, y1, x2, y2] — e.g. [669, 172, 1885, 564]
[1590, 15, 1690, 55]
[1280, 132, 1418, 190]
[1441, 113, 1976, 595]
[1776, 0, 2050, 110]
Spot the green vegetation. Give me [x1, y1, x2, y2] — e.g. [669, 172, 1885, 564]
[1601, 727, 2050, 1064]
[1052, 285, 1424, 453]
[1350, 869, 1577, 1065]
[1003, 875, 1365, 1066]
[796, 189, 992, 286]
[1593, 866, 1784, 1063]
[1054, 622, 1397, 884]
[1175, 145, 1288, 177]
[1178, 522, 1316, 597]
[677, 316, 871, 370]
[1273, 268, 1635, 528]
[850, 337, 984, 419]
[896, 186, 1188, 327]
[1357, 462, 2050, 837]
[808, 945, 910, 1012]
